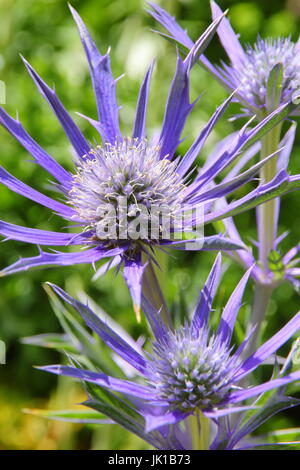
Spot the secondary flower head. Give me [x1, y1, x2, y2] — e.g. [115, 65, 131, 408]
[148, 1, 300, 117]
[210, 0, 300, 116]
[233, 37, 300, 111]
[150, 322, 234, 412]
[0, 5, 298, 311]
[40, 254, 300, 447]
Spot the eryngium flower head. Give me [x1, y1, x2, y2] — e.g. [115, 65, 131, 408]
[148, 1, 300, 117]
[0, 5, 295, 310]
[40, 254, 300, 442]
[151, 323, 234, 411]
[234, 38, 300, 110]
[70, 137, 185, 242]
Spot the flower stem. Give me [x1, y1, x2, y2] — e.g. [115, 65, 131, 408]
[189, 411, 210, 450]
[247, 123, 282, 355]
[257, 123, 282, 271]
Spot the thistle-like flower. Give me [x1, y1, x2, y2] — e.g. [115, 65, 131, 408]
[210, 2, 300, 116]
[148, 1, 300, 118]
[37, 254, 300, 448]
[230, 37, 300, 112]
[1, 5, 299, 312]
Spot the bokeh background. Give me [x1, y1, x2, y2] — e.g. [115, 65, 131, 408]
[1, 0, 300, 450]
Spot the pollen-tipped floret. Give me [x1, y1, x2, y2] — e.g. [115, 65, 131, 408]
[231, 38, 300, 109]
[151, 325, 235, 412]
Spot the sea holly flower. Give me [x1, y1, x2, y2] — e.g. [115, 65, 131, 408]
[148, 1, 300, 118]
[34, 254, 300, 449]
[1, 6, 297, 312]
[147, 1, 300, 272]
[210, 1, 300, 117]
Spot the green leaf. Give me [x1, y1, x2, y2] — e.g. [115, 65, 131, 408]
[23, 407, 112, 424]
[187, 9, 228, 67]
[229, 395, 300, 449]
[240, 442, 300, 450]
[44, 284, 118, 374]
[266, 427, 300, 440]
[22, 333, 77, 353]
[84, 380, 140, 421]
[268, 249, 285, 276]
[85, 400, 160, 448]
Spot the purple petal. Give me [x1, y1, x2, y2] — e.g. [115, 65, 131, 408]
[194, 103, 294, 190]
[283, 243, 300, 266]
[203, 170, 291, 225]
[229, 369, 300, 404]
[0, 108, 72, 188]
[233, 311, 300, 381]
[223, 141, 260, 181]
[204, 405, 257, 419]
[212, 198, 260, 281]
[227, 324, 257, 368]
[216, 268, 252, 347]
[187, 149, 279, 205]
[141, 294, 168, 342]
[147, 2, 228, 86]
[158, 52, 193, 160]
[47, 283, 148, 376]
[177, 93, 234, 177]
[40, 365, 152, 400]
[203, 131, 239, 169]
[0, 165, 75, 219]
[191, 253, 222, 332]
[277, 123, 296, 172]
[69, 5, 121, 145]
[164, 235, 245, 252]
[21, 57, 90, 159]
[1, 245, 124, 276]
[210, 1, 246, 67]
[193, 119, 254, 189]
[92, 255, 122, 280]
[0, 220, 94, 246]
[143, 408, 188, 432]
[132, 63, 154, 140]
[147, 2, 194, 49]
[123, 253, 147, 320]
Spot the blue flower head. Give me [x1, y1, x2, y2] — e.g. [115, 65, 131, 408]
[38, 254, 300, 448]
[148, 1, 300, 117]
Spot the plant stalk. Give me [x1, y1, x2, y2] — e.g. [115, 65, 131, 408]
[247, 123, 282, 355]
[189, 411, 210, 450]
[257, 123, 282, 271]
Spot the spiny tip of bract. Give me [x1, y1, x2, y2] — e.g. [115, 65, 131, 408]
[134, 304, 141, 323]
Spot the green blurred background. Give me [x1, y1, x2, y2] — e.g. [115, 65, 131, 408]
[0, 0, 300, 450]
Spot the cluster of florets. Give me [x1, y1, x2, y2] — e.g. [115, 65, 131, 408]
[232, 38, 300, 109]
[69, 138, 186, 243]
